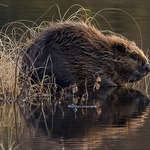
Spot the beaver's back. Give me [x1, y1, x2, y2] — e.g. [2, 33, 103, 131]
[22, 22, 110, 87]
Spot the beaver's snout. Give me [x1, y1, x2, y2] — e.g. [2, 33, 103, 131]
[139, 63, 150, 75]
[129, 63, 150, 82]
[144, 63, 150, 72]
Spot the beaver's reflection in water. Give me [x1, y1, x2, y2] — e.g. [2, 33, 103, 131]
[27, 88, 149, 149]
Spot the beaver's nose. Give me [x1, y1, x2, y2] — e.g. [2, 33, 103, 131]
[144, 63, 150, 72]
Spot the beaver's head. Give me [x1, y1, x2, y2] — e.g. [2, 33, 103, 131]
[103, 35, 150, 85]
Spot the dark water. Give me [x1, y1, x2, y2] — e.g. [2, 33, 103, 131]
[15, 87, 148, 150]
[1, 0, 150, 150]
[3, 86, 148, 150]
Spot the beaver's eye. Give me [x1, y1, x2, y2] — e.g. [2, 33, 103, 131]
[115, 43, 126, 53]
[129, 53, 137, 60]
[141, 61, 145, 66]
[140, 59, 147, 66]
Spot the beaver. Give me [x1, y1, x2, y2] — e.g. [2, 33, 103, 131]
[21, 21, 150, 89]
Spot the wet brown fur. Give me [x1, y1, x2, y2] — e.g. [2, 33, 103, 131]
[21, 21, 150, 88]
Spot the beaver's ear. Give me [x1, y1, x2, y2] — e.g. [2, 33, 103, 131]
[115, 43, 126, 53]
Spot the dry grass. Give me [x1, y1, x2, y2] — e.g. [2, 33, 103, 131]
[0, 5, 95, 102]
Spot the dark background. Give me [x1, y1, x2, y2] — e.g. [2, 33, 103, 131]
[1, 0, 150, 149]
